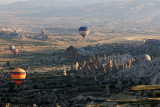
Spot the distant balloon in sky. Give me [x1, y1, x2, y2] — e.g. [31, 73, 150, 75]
[9, 45, 15, 52]
[11, 68, 26, 86]
[12, 49, 18, 56]
[79, 26, 90, 39]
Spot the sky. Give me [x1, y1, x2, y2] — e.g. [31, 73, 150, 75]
[0, 0, 124, 5]
[0, 0, 27, 4]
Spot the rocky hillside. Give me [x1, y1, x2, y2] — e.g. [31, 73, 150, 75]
[114, 57, 160, 85]
[105, 54, 134, 65]
[0, 31, 27, 39]
[60, 46, 81, 63]
[27, 30, 49, 41]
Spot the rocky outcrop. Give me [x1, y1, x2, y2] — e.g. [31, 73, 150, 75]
[75, 54, 135, 77]
[114, 58, 160, 85]
[0, 30, 26, 39]
[105, 54, 134, 65]
[145, 39, 160, 46]
[60, 46, 82, 62]
[33, 91, 69, 107]
[27, 30, 49, 40]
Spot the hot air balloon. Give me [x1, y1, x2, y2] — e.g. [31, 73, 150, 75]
[11, 68, 26, 86]
[137, 54, 151, 61]
[79, 27, 90, 39]
[9, 45, 15, 52]
[12, 49, 18, 56]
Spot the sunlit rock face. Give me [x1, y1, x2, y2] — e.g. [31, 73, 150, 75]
[103, 54, 134, 65]
[114, 57, 160, 85]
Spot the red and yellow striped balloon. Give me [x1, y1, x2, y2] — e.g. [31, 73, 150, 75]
[11, 68, 26, 86]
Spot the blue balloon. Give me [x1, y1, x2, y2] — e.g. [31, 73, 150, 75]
[79, 27, 90, 39]
[79, 27, 89, 31]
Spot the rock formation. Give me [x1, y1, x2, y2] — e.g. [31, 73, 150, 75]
[0, 30, 26, 39]
[60, 46, 80, 62]
[27, 30, 49, 40]
[114, 57, 160, 85]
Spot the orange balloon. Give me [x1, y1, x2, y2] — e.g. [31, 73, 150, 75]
[12, 49, 18, 56]
[11, 68, 26, 86]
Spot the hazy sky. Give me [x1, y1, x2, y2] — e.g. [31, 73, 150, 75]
[0, 0, 27, 4]
[0, 0, 124, 5]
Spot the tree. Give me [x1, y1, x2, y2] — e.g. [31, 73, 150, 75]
[6, 61, 10, 67]
[4, 64, 6, 68]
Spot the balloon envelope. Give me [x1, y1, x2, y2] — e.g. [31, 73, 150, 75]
[11, 68, 26, 86]
[9, 45, 15, 52]
[137, 54, 151, 61]
[13, 49, 18, 55]
[79, 27, 90, 39]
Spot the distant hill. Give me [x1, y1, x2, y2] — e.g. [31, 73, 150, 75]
[0, 0, 160, 30]
[0, 0, 114, 9]
[1, 0, 159, 19]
